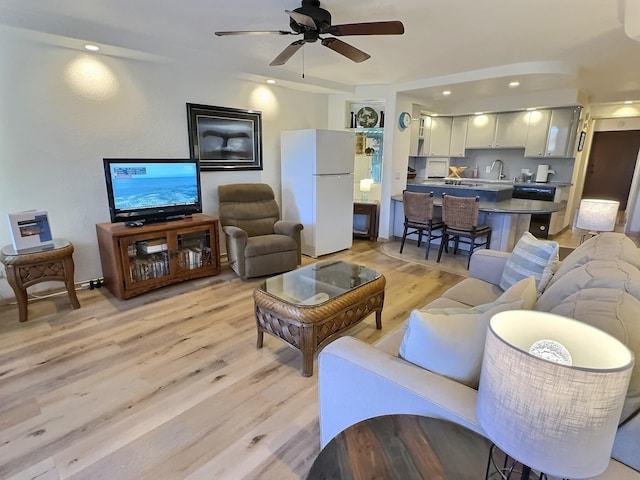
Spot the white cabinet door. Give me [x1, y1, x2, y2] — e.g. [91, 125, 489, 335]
[449, 116, 468, 157]
[525, 107, 581, 158]
[549, 185, 571, 235]
[545, 107, 581, 157]
[494, 111, 530, 148]
[524, 110, 552, 157]
[427, 117, 452, 156]
[466, 114, 498, 148]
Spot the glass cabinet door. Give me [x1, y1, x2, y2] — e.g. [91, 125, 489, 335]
[123, 234, 170, 287]
[175, 227, 213, 275]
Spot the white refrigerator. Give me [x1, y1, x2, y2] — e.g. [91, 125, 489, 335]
[281, 129, 355, 258]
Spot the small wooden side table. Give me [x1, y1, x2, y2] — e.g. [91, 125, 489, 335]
[307, 415, 491, 479]
[353, 201, 378, 241]
[0, 239, 80, 322]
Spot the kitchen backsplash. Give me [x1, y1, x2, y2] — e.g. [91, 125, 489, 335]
[409, 148, 575, 183]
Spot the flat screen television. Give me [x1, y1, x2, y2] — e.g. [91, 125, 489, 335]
[103, 158, 203, 226]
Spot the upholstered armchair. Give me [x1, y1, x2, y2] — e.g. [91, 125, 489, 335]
[218, 183, 303, 280]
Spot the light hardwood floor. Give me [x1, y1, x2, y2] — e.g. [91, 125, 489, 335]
[0, 240, 465, 480]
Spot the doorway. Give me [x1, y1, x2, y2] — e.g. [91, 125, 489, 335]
[582, 130, 640, 209]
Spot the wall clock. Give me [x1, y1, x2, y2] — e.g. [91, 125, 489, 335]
[398, 111, 412, 130]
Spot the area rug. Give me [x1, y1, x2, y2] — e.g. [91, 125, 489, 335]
[380, 240, 470, 277]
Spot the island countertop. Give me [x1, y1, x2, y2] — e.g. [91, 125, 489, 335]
[391, 195, 565, 214]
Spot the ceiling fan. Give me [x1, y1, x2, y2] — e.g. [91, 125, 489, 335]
[214, 0, 404, 66]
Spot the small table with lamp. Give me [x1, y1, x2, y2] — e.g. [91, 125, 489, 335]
[0, 239, 80, 322]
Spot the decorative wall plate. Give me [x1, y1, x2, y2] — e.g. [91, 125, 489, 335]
[356, 107, 379, 128]
[398, 111, 412, 129]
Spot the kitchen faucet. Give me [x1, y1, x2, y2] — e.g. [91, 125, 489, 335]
[491, 159, 505, 180]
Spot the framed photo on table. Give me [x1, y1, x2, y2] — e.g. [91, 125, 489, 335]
[7, 210, 54, 252]
[186, 103, 263, 171]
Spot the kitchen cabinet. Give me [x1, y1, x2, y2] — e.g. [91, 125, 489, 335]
[409, 114, 426, 156]
[549, 185, 571, 235]
[96, 214, 221, 299]
[525, 107, 581, 158]
[466, 113, 498, 148]
[424, 116, 453, 156]
[449, 116, 468, 157]
[466, 111, 530, 149]
[494, 111, 530, 148]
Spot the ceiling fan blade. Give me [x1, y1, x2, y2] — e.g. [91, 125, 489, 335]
[321, 38, 370, 63]
[270, 39, 306, 66]
[328, 20, 405, 36]
[285, 10, 317, 30]
[215, 30, 292, 36]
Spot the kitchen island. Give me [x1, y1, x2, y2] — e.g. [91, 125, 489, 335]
[391, 194, 565, 252]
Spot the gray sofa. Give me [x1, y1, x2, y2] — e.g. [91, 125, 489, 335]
[318, 232, 640, 478]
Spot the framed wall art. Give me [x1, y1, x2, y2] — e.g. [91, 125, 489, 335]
[186, 103, 263, 171]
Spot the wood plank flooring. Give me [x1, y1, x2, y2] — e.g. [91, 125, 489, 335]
[0, 240, 465, 480]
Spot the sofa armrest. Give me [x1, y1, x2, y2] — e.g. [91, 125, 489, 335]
[274, 220, 303, 263]
[318, 336, 482, 448]
[222, 225, 248, 241]
[468, 250, 509, 286]
[274, 220, 303, 237]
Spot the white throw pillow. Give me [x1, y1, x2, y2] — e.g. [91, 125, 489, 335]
[500, 231, 559, 295]
[398, 300, 525, 389]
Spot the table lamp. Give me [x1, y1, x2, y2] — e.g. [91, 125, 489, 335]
[576, 198, 619, 243]
[359, 178, 373, 201]
[477, 311, 634, 480]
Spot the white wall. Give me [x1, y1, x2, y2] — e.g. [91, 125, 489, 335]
[0, 26, 328, 302]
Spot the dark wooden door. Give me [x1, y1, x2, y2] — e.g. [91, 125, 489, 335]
[582, 130, 640, 209]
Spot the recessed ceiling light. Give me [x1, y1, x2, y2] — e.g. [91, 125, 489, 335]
[624, 100, 633, 104]
[509, 81, 520, 88]
[526, 107, 537, 111]
[442, 90, 451, 96]
[474, 112, 484, 115]
[267, 79, 276, 84]
[431, 114, 439, 117]
[84, 44, 99, 51]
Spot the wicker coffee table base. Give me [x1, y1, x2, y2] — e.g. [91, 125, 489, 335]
[253, 275, 386, 377]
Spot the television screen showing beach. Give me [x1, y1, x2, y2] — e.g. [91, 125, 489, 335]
[111, 163, 199, 210]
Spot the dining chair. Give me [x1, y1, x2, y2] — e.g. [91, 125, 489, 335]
[437, 194, 492, 269]
[399, 190, 445, 260]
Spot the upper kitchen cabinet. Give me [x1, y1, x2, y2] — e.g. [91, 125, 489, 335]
[494, 111, 530, 148]
[525, 107, 582, 158]
[466, 113, 498, 148]
[449, 116, 468, 157]
[424, 116, 453, 156]
[466, 111, 530, 149]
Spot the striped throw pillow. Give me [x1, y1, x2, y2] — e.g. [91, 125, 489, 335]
[500, 232, 559, 294]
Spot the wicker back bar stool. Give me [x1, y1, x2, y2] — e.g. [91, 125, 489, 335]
[399, 190, 445, 260]
[436, 194, 492, 269]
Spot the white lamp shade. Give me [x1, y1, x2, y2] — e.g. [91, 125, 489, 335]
[576, 199, 619, 232]
[359, 178, 373, 192]
[477, 311, 634, 479]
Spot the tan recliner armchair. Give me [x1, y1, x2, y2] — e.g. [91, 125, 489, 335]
[218, 183, 303, 280]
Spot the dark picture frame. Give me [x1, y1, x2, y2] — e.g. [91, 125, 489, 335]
[186, 103, 263, 171]
[577, 130, 586, 152]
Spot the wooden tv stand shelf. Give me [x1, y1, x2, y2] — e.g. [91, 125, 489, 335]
[96, 214, 221, 300]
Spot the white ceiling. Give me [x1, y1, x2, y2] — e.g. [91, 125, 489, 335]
[2, 0, 640, 109]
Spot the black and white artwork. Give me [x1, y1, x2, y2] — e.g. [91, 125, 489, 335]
[187, 103, 263, 171]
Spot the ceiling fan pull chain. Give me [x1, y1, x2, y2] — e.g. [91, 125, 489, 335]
[302, 45, 305, 79]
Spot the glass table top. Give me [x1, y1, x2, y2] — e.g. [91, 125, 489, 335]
[258, 261, 381, 306]
[1, 238, 70, 256]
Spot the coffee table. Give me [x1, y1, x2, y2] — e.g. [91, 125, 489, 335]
[253, 261, 385, 376]
[307, 414, 492, 479]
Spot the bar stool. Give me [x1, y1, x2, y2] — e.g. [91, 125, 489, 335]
[399, 190, 444, 259]
[437, 194, 492, 269]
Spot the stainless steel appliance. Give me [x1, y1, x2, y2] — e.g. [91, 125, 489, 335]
[512, 185, 555, 238]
